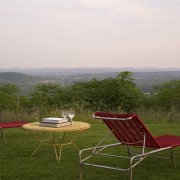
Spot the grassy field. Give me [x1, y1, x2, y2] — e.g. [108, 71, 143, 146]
[0, 118, 180, 180]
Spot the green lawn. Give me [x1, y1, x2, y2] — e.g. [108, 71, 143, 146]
[0, 121, 180, 180]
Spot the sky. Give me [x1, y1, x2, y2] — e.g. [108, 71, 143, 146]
[0, 0, 180, 69]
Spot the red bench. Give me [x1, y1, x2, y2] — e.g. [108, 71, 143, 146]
[0, 120, 28, 143]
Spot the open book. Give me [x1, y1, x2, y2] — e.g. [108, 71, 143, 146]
[42, 117, 68, 124]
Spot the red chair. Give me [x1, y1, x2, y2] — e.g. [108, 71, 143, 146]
[0, 120, 28, 143]
[79, 112, 180, 180]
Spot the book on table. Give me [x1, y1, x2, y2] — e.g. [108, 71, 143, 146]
[42, 117, 68, 124]
[39, 121, 71, 128]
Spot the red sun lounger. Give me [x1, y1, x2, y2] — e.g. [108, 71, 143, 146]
[0, 120, 28, 143]
[79, 112, 180, 180]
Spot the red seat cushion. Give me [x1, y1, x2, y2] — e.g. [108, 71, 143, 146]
[0, 121, 28, 128]
[155, 135, 180, 148]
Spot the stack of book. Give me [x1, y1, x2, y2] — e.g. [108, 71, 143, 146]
[39, 117, 71, 127]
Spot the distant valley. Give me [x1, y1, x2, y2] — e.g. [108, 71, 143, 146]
[0, 68, 180, 95]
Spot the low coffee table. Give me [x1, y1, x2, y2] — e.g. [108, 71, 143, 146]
[22, 121, 91, 162]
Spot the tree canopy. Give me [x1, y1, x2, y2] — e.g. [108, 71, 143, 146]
[153, 80, 180, 111]
[0, 72, 179, 114]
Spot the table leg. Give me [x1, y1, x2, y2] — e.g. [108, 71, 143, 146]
[30, 132, 46, 157]
[52, 132, 59, 161]
[58, 132, 66, 162]
[31, 142, 43, 157]
[27, 131, 81, 162]
[72, 142, 80, 151]
[52, 132, 66, 162]
[56, 132, 80, 163]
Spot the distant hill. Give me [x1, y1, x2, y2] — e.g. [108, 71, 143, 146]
[133, 71, 180, 94]
[0, 70, 179, 95]
[0, 72, 43, 83]
[0, 72, 46, 95]
[0, 67, 180, 76]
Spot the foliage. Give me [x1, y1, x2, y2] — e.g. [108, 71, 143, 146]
[1, 71, 180, 95]
[0, 72, 179, 117]
[0, 84, 20, 111]
[19, 71, 143, 113]
[28, 84, 63, 111]
[66, 71, 143, 112]
[152, 80, 180, 111]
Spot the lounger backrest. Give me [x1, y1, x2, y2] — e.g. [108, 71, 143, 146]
[94, 112, 160, 149]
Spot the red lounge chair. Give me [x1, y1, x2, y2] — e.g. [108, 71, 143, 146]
[79, 112, 180, 180]
[0, 120, 28, 143]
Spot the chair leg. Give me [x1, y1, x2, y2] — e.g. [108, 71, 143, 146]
[79, 165, 83, 180]
[79, 152, 83, 180]
[129, 158, 133, 180]
[171, 148, 176, 169]
[0, 128, 7, 144]
[127, 146, 131, 157]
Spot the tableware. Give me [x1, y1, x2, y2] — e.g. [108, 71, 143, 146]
[62, 111, 68, 119]
[68, 112, 75, 125]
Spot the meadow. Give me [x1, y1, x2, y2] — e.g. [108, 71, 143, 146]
[0, 112, 180, 180]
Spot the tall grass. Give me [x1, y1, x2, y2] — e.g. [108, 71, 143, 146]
[0, 108, 179, 124]
[137, 107, 180, 124]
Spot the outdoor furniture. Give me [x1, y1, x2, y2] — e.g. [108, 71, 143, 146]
[0, 120, 28, 143]
[79, 112, 180, 180]
[23, 121, 91, 162]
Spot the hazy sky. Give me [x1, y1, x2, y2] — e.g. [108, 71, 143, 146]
[0, 0, 180, 68]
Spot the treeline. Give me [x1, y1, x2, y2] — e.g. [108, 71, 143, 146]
[0, 72, 179, 116]
[1, 71, 180, 96]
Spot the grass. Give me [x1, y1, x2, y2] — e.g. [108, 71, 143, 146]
[0, 119, 180, 180]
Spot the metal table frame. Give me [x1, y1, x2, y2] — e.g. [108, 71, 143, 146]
[23, 121, 91, 162]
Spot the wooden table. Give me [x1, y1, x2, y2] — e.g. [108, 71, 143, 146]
[22, 121, 91, 162]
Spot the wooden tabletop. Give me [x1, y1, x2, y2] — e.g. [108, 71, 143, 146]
[22, 121, 91, 132]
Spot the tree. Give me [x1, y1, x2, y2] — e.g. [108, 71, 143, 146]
[70, 71, 143, 113]
[153, 80, 180, 111]
[25, 71, 143, 113]
[0, 84, 20, 111]
[115, 71, 143, 112]
[28, 84, 63, 112]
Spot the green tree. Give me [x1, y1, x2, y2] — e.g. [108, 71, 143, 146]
[0, 84, 20, 111]
[114, 71, 143, 112]
[153, 80, 180, 110]
[70, 71, 143, 112]
[28, 84, 63, 112]
[25, 71, 144, 113]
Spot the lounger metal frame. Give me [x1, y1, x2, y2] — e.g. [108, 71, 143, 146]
[0, 127, 7, 143]
[0, 121, 27, 143]
[79, 114, 178, 180]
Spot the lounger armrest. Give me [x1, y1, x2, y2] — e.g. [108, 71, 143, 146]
[93, 114, 132, 121]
